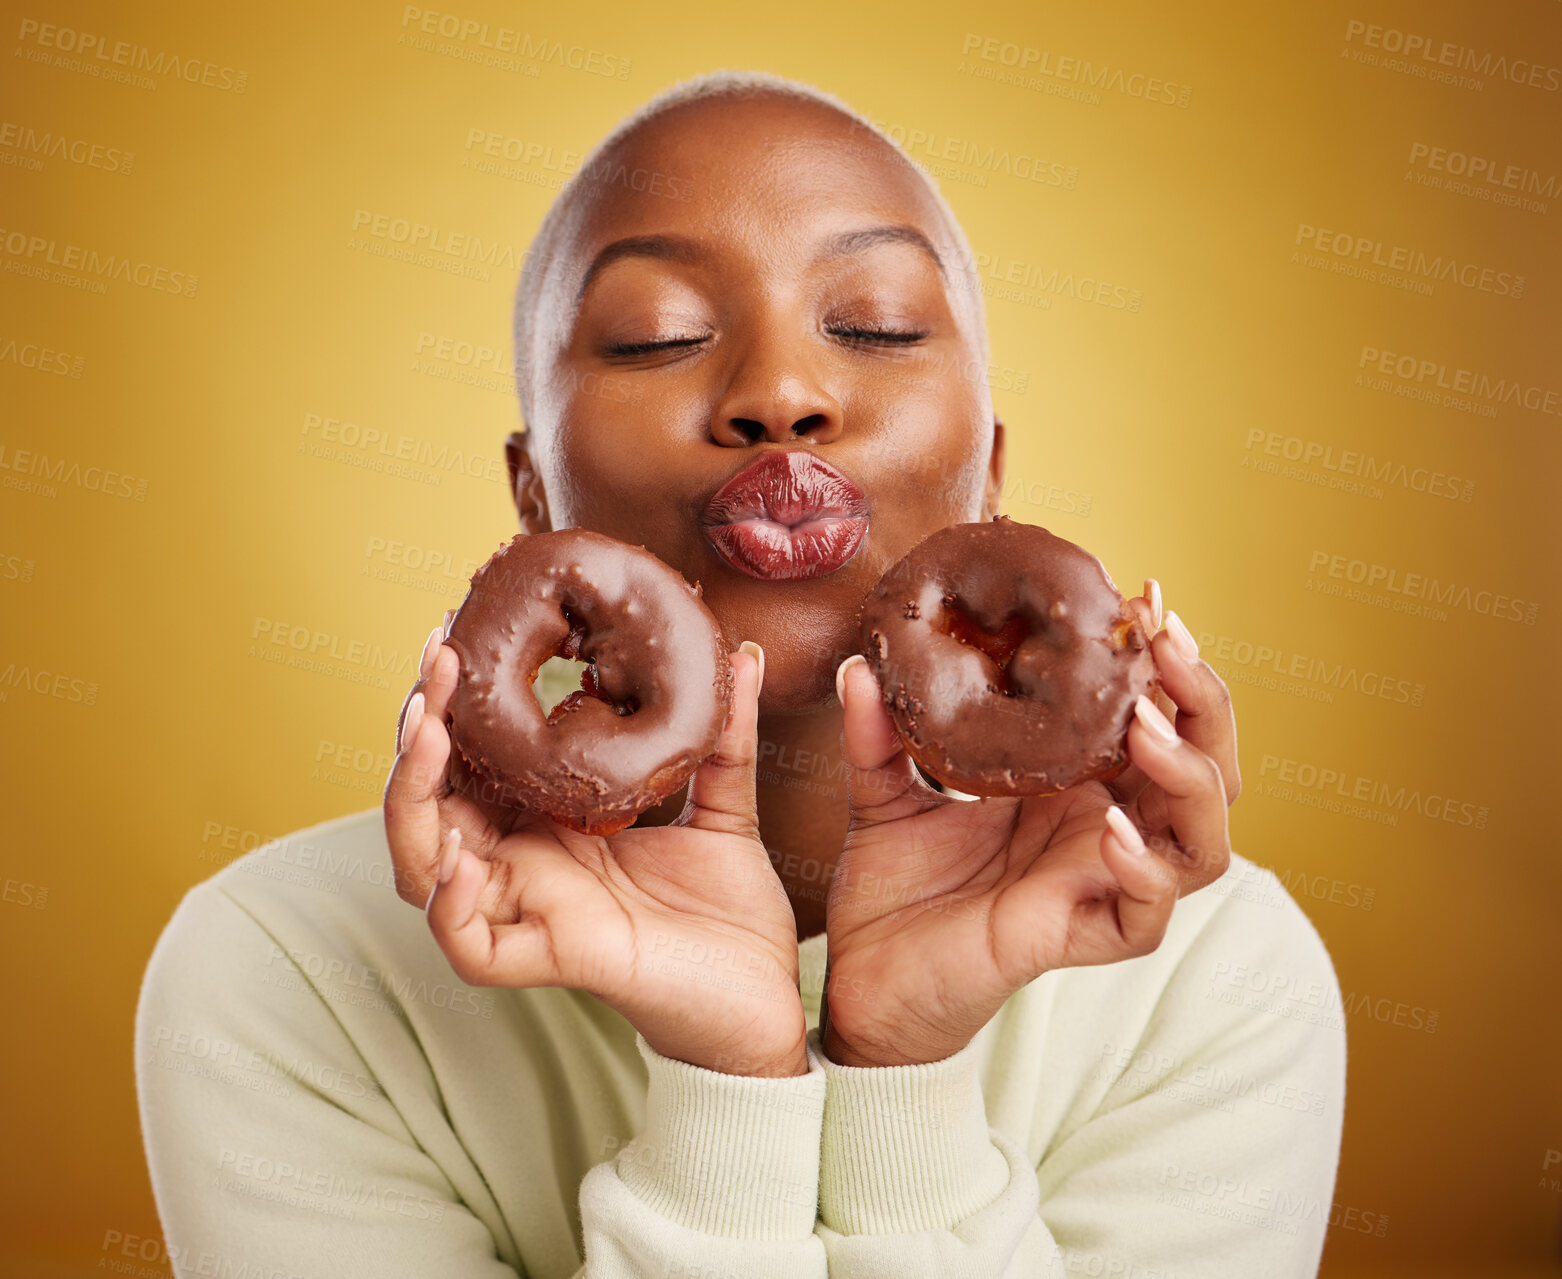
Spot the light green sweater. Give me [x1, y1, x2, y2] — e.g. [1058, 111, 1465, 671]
[136, 807, 1345, 1277]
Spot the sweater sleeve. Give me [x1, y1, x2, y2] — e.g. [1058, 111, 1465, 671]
[810, 878, 1346, 1278]
[136, 883, 522, 1277]
[575, 1031, 830, 1277]
[814, 1027, 1061, 1277]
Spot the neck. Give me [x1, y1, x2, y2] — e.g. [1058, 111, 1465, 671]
[753, 704, 849, 942]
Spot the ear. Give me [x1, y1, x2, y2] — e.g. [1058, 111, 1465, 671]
[981, 417, 1006, 520]
[505, 431, 553, 534]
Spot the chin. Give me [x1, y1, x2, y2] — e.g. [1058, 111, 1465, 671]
[756, 607, 860, 714]
[758, 657, 843, 716]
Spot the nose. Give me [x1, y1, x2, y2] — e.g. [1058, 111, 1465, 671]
[708, 335, 844, 447]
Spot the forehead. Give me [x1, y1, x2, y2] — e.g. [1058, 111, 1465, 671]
[559, 94, 959, 270]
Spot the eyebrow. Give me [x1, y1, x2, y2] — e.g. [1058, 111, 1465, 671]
[574, 224, 947, 302]
[819, 225, 947, 279]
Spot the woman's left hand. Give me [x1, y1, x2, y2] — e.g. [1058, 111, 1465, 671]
[821, 582, 1241, 1068]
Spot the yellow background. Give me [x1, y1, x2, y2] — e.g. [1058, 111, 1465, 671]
[3, 0, 1559, 1274]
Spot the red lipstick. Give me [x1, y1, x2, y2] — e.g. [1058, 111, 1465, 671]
[699, 451, 870, 581]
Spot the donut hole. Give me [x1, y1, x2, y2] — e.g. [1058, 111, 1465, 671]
[532, 654, 593, 716]
[936, 600, 1031, 695]
[533, 607, 640, 723]
[538, 658, 639, 721]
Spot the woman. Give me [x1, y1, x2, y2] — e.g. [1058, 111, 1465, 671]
[138, 70, 1344, 1277]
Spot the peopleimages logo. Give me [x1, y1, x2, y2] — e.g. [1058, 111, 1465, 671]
[972, 250, 1142, 311]
[1243, 429, 1475, 503]
[1307, 549, 1539, 625]
[0, 122, 134, 174]
[0, 227, 197, 296]
[1293, 223, 1524, 297]
[398, 8, 630, 79]
[1197, 628, 1426, 707]
[0, 443, 149, 501]
[14, 18, 249, 92]
[1407, 142, 1561, 200]
[1343, 20, 1562, 91]
[348, 209, 531, 271]
[1258, 755, 1487, 830]
[1357, 346, 1562, 419]
[0, 338, 84, 378]
[959, 33, 1192, 106]
[863, 118, 1078, 190]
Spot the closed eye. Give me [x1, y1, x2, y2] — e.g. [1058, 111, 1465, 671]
[603, 327, 929, 358]
[602, 336, 709, 358]
[602, 337, 715, 357]
[827, 326, 929, 345]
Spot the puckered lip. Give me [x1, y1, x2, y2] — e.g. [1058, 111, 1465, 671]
[697, 450, 871, 581]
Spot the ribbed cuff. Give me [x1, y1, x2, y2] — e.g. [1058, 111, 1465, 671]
[815, 1025, 1010, 1235]
[615, 1031, 829, 1239]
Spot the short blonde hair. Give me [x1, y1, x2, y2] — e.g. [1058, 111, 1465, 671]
[511, 69, 990, 427]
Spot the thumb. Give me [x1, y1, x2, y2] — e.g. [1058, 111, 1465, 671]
[676, 644, 763, 840]
[837, 654, 940, 828]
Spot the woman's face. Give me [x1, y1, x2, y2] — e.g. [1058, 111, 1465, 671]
[521, 93, 1003, 711]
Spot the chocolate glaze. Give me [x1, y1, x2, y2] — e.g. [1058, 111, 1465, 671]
[857, 516, 1157, 796]
[445, 530, 733, 835]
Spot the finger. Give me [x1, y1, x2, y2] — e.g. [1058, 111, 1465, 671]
[426, 828, 561, 988]
[418, 623, 443, 680]
[393, 620, 548, 848]
[837, 654, 942, 828]
[1125, 576, 1162, 639]
[1152, 612, 1240, 804]
[1124, 695, 1231, 892]
[1103, 765, 1151, 807]
[676, 645, 762, 839]
[1125, 596, 1153, 640]
[442, 740, 548, 837]
[1107, 583, 1164, 802]
[394, 647, 460, 763]
[419, 635, 461, 722]
[395, 633, 460, 756]
[1100, 805, 1179, 956]
[385, 673, 461, 907]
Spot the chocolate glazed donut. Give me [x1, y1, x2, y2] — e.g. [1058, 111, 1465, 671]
[444, 530, 733, 836]
[857, 516, 1157, 796]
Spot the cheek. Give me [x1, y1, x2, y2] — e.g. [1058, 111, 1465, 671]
[546, 442, 658, 532]
[541, 419, 712, 586]
[845, 340, 991, 470]
[850, 395, 992, 525]
[893, 449, 990, 528]
[543, 402, 679, 526]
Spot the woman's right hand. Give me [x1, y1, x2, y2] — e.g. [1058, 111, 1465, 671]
[383, 621, 808, 1078]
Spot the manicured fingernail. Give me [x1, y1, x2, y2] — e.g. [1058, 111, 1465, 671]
[1145, 578, 1163, 632]
[437, 827, 462, 883]
[836, 653, 866, 708]
[1104, 804, 1147, 855]
[442, 608, 457, 640]
[1165, 611, 1198, 661]
[400, 691, 424, 755]
[419, 625, 443, 678]
[1134, 694, 1178, 745]
[739, 641, 765, 694]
